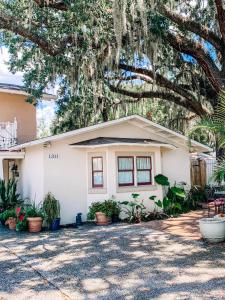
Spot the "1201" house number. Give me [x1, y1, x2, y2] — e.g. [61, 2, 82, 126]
[49, 153, 59, 159]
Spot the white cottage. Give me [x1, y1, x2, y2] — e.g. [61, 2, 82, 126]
[9, 115, 211, 224]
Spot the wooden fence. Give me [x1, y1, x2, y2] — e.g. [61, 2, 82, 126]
[190, 159, 207, 188]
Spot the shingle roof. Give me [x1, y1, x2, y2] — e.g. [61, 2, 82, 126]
[70, 137, 169, 146]
[0, 83, 25, 91]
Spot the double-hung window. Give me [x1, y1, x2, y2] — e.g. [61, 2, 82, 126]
[136, 156, 152, 185]
[118, 157, 134, 186]
[92, 157, 103, 188]
[118, 156, 152, 187]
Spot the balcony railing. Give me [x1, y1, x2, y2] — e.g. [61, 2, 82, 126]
[0, 118, 17, 150]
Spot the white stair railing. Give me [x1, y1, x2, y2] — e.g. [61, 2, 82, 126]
[0, 118, 17, 149]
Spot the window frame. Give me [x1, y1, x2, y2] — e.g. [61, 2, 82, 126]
[117, 156, 135, 187]
[136, 156, 152, 186]
[92, 156, 104, 188]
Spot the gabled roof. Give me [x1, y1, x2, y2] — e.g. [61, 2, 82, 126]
[70, 137, 176, 149]
[0, 83, 56, 100]
[10, 115, 212, 152]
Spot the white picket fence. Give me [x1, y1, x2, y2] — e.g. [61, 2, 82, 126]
[0, 118, 17, 149]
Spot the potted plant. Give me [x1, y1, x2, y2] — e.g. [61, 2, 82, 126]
[199, 217, 225, 243]
[87, 200, 119, 225]
[26, 202, 44, 233]
[2, 208, 17, 229]
[43, 192, 61, 230]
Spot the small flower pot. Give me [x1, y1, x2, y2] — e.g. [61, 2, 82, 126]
[7, 217, 16, 230]
[27, 217, 43, 233]
[95, 212, 110, 225]
[199, 218, 225, 243]
[50, 218, 61, 231]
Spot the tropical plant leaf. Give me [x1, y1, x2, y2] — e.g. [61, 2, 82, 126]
[154, 174, 170, 186]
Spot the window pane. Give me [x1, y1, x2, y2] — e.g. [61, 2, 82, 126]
[93, 172, 103, 186]
[137, 171, 151, 184]
[137, 157, 151, 170]
[118, 171, 133, 185]
[92, 157, 103, 171]
[118, 157, 133, 170]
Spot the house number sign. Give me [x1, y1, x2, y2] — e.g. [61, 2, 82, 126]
[49, 153, 59, 159]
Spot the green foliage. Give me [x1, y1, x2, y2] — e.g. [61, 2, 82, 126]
[42, 192, 60, 228]
[87, 200, 120, 220]
[16, 219, 28, 231]
[119, 193, 146, 223]
[213, 158, 225, 183]
[153, 174, 198, 216]
[0, 208, 16, 222]
[25, 202, 45, 219]
[154, 174, 170, 186]
[0, 179, 22, 210]
[0, 0, 219, 140]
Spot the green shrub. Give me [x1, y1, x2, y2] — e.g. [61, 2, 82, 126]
[0, 208, 16, 222]
[119, 193, 146, 223]
[25, 202, 45, 219]
[87, 200, 120, 220]
[43, 192, 60, 228]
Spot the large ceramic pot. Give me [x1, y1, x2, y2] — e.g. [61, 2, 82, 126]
[27, 217, 43, 233]
[7, 217, 16, 230]
[199, 218, 225, 243]
[95, 212, 110, 225]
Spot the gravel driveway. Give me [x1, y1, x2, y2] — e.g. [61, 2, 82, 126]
[0, 223, 225, 300]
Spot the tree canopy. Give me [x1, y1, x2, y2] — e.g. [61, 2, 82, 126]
[0, 0, 223, 121]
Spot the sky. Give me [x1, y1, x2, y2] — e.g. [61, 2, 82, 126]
[0, 48, 56, 136]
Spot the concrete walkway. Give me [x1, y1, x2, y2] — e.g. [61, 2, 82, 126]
[143, 209, 211, 241]
[0, 219, 225, 300]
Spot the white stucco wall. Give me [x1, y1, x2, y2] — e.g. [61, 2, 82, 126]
[20, 145, 44, 204]
[161, 147, 191, 186]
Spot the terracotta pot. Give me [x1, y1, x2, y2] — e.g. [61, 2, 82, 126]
[27, 217, 43, 233]
[7, 217, 16, 230]
[95, 212, 110, 225]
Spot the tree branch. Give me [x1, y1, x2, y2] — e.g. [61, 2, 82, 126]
[214, 0, 225, 43]
[167, 32, 222, 92]
[118, 63, 199, 106]
[108, 84, 208, 116]
[160, 5, 223, 52]
[0, 12, 74, 56]
[33, 0, 68, 11]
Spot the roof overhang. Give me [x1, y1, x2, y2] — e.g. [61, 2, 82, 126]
[0, 151, 25, 159]
[0, 88, 56, 101]
[10, 115, 212, 153]
[70, 143, 176, 150]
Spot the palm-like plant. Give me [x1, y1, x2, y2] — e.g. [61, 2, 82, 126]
[0, 178, 22, 209]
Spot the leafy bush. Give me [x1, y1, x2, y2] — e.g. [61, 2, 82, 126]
[87, 200, 120, 220]
[25, 202, 45, 219]
[43, 192, 60, 228]
[0, 208, 16, 222]
[0, 179, 22, 210]
[119, 193, 146, 223]
[152, 174, 193, 216]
